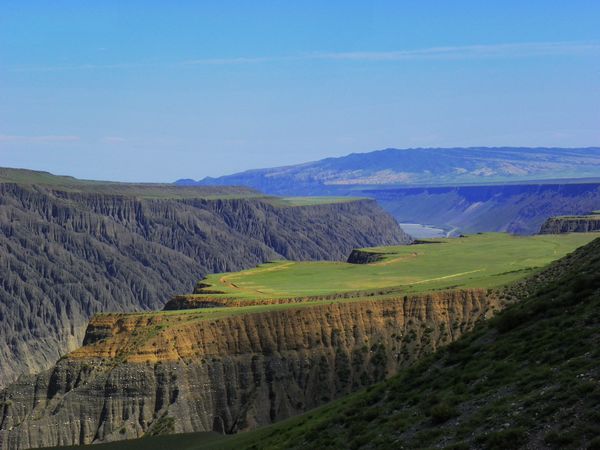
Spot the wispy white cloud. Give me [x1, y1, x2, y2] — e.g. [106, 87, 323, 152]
[102, 136, 127, 144]
[0, 134, 80, 143]
[183, 41, 600, 65]
[308, 41, 600, 62]
[7, 41, 600, 72]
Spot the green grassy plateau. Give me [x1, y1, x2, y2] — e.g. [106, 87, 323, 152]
[101, 233, 600, 332]
[190, 233, 600, 300]
[56, 236, 600, 450]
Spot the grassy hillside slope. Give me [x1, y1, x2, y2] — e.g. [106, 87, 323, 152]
[0, 167, 260, 199]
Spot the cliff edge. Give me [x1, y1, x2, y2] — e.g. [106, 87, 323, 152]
[539, 212, 600, 234]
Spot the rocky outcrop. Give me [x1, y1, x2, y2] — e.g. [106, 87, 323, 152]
[346, 249, 386, 264]
[0, 289, 501, 449]
[0, 181, 410, 388]
[539, 214, 600, 234]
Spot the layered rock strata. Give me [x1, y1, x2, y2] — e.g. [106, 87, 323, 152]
[0, 289, 500, 449]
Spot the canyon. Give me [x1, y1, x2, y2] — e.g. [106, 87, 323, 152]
[3, 232, 596, 449]
[0, 169, 409, 388]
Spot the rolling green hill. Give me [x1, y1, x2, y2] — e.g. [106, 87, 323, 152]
[0, 167, 261, 199]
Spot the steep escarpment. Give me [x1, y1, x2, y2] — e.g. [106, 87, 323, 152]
[0, 179, 408, 388]
[0, 290, 499, 449]
[539, 213, 600, 234]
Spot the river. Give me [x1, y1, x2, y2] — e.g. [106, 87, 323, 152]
[398, 223, 448, 239]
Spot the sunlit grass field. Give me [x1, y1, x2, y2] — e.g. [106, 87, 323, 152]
[54, 233, 600, 450]
[193, 233, 600, 300]
[95, 233, 600, 327]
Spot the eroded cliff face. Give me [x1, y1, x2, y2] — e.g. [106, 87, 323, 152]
[539, 215, 600, 234]
[0, 290, 502, 449]
[0, 182, 409, 388]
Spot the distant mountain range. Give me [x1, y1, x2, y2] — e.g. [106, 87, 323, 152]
[178, 147, 600, 194]
[178, 147, 600, 235]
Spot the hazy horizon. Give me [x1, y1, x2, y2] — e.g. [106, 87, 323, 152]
[2, 1, 600, 182]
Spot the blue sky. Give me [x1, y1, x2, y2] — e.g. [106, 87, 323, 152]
[1, 1, 600, 182]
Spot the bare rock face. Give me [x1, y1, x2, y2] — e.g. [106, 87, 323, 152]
[539, 214, 600, 234]
[0, 289, 501, 449]
[0, 182, 410, 388]
[346, 249, 387, 264]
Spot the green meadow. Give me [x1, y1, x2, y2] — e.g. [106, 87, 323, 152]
[26, 169, 598, 343]
[99, 232, 600, 327]
[193, 232, 600, 300]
